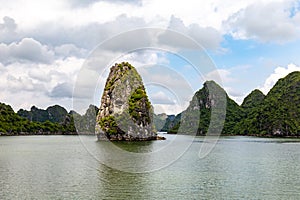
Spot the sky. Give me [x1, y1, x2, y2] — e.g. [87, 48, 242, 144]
[0, 0, 300, 114]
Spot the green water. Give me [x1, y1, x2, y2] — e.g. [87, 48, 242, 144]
[1, 135, 300, 199]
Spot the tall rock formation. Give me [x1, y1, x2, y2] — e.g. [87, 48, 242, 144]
[233, 89, 265, 135]
[96, 62, 159, 141]
[236, 71, 300, 136]
[167, 81, 243, 135]
[259, 71, 300, 135]
[17, 105, 68, 123]
[241, 89, 265, 110]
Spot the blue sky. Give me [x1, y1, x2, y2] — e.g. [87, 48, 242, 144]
[210, 36, 300, 98]
[0, 0, 300, 114]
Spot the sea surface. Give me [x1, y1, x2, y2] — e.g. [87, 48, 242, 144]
[1, 134, 300, 199]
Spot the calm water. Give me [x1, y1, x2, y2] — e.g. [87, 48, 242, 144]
[1, 135, 300, 199]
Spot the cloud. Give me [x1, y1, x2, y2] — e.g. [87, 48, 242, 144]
[152, 103, 187, 115]
[26, 14, 149, 50]
[68, 0, 101, 7]
[28, 68, 52, 82]
[205, 69, 247, 104]
[50, 82, 73, 98]
[54, 44, 87, 58]
[0, 38, 55, 64]
[159, 16, 222, 50]
[0, 0, 299, 115]
[225, 1, 300, 43]
[0, 16, 19, 43]
[205, 69, 234, 84]
[69, 0, 142, 8]
[0, 16, 17, 30]
[117, 50, 169, 67]
[6, 75, 46, 93]
[259, 63, 300, 94]
[0, 14, 150, 51]
[150, 91, 176, 105]
[224, 87, 244, 97]
[0, 56, 84, 111]
[224, 86, 245, 104]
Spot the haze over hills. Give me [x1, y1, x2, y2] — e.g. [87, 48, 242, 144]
[0, 70, 300, 137]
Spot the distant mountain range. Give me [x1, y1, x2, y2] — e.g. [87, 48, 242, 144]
[156, 71, 300, 137]
[0, 103, 99, 135]
[1, 71, 299, 136]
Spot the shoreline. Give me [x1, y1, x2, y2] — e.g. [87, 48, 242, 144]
[0, 132, 94, 136]
[166, 133, 300, 138]
[1, 133, 300, 139]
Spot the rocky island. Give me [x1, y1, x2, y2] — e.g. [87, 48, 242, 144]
[0, 67, 299, 138]
[96, 62, 164, 141]
[161, 71, 300, 137]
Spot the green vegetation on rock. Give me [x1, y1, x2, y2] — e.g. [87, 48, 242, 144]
[0, 103, 99, 135]
[129, 86, 151, 125]
[166, 81, 243, 135]
[0, 103, 71, 135]
[1, 69, 300, 137]
[236, 71, 300, 136]
[241, 89, 265, 110]
[99, 115, 119, 135]
[164, 71, 300, 137]
[96, 62, 156, 140]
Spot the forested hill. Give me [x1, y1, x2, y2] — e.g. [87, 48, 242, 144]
[234, 71, 300, 136]
[1, 71, 300, 137]
[0, 104, 99, 135]
[158, 71, 300, 137]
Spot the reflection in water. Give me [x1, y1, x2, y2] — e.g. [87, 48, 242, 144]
[97, 164, 151, 200]
[1, 135, 300, 199]
[94, 141, 149, 199]
[82, 134, 193, 173]
[111, 141, 154, 153]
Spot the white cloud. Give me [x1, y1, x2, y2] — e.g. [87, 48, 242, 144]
[259, 63, 300, 94]
[27, 15, 149, 50]
[68, 0, 142, 8]
[205, 69, 234, 84]
[225, 1, 300, 43]
[6, 75, 46, 92]
[28, 67, 52, 82]
[117, 50, 169, 67]
[0, 0, 299, 114]
[150, 91, 176, 105]
[0, 38, 55, 64]
[50, 82, 73, 98]
[224, 86, 245, 104]
[1, 0, 295, 39]
[0, 57, 84, 111]
[152, 103, 188, 115]
[204, 68, 247, 104]
[225, 87, 244, 97]
[159, 16, 222, 50]
[3, 0, 290, 55]
[0, 0, 271, 50]
[0, 16, 19, 43]
[54, 44, 87, 58]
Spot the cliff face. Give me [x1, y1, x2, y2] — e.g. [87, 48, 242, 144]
[96, 62, 157, 141]
[260, 71, 300, 136]
[17, 105, 68, 123]
[236, 71, 300, 136]
[0, 103, 77, 135]
[166, 81, 243, 135]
